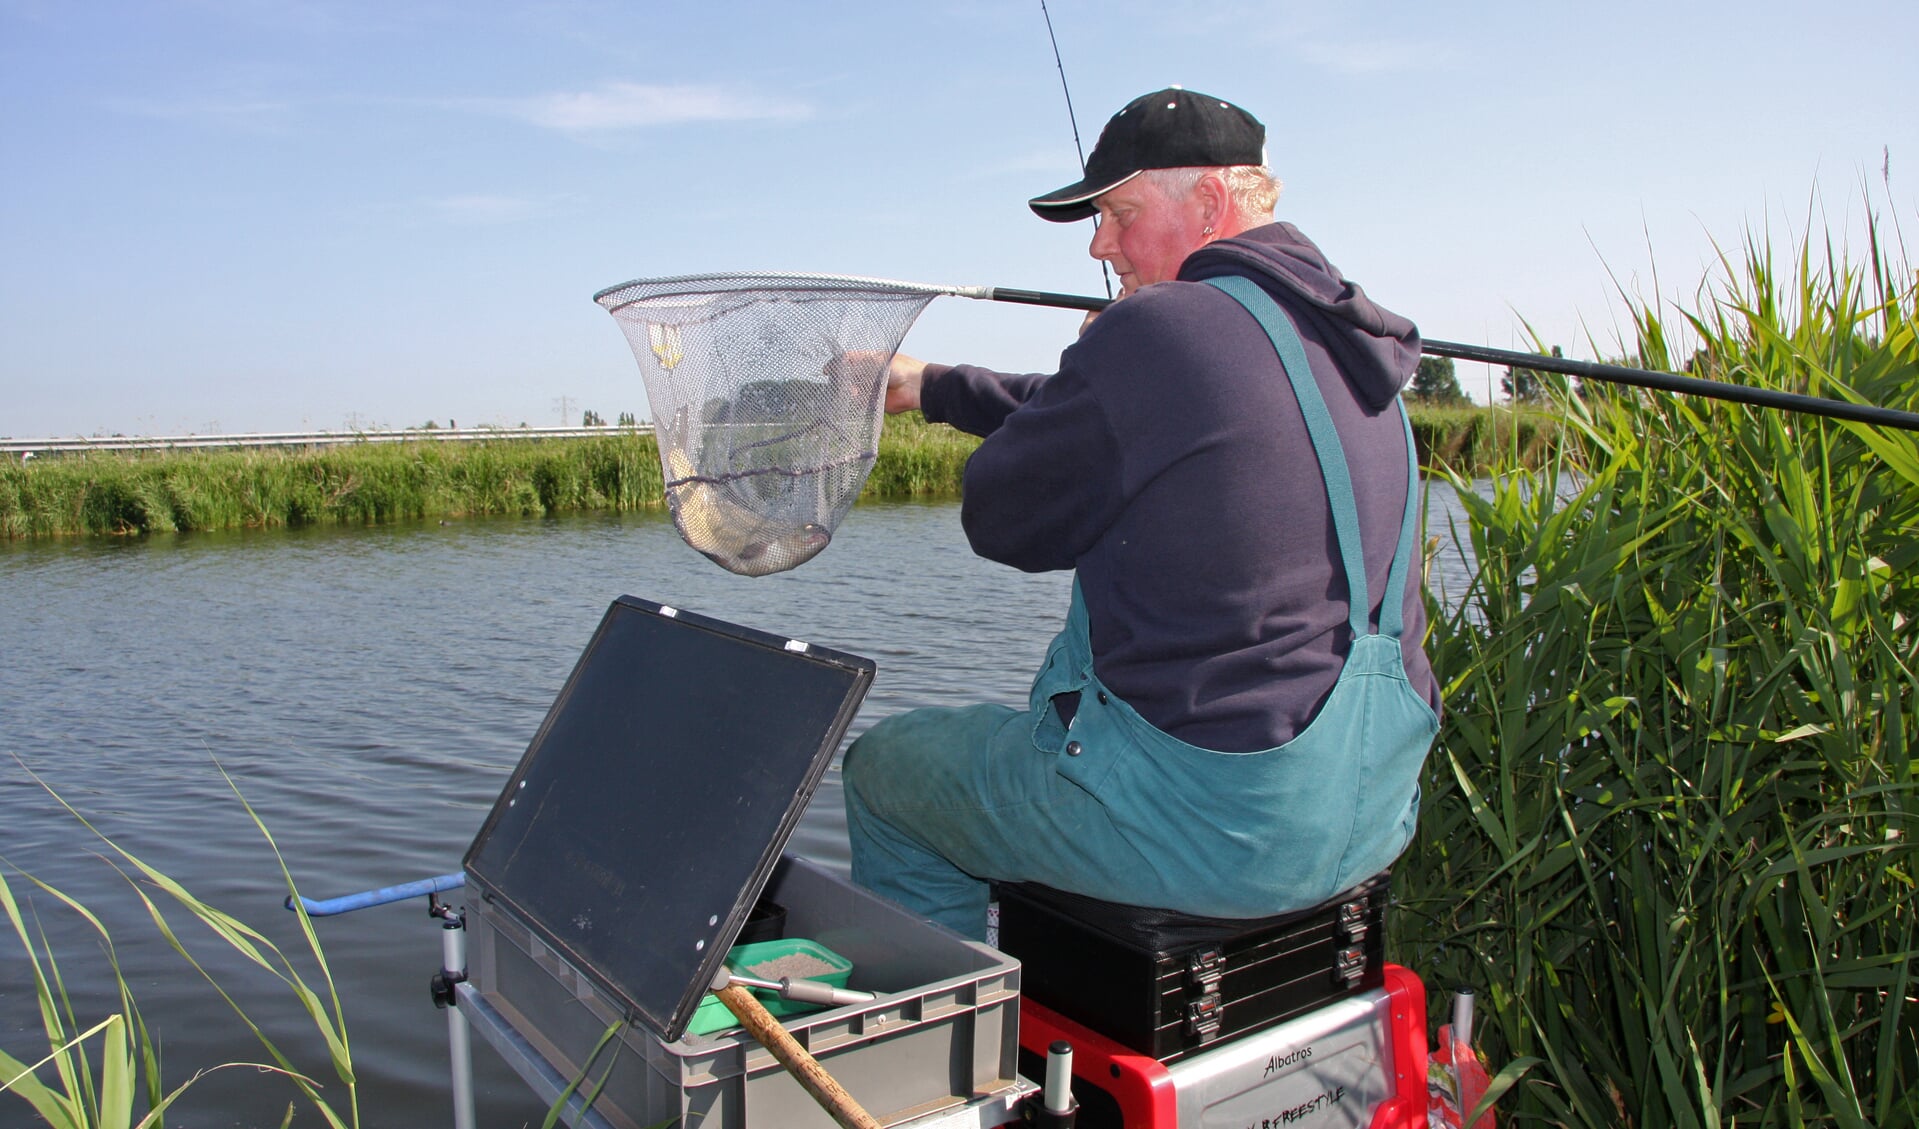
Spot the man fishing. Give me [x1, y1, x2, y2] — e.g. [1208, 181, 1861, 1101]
[842, 87, 1441, 940]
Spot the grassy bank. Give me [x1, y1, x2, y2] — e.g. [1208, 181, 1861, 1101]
[1, 404, 1550, 539]
[0, 433, 667, 538]
[1393, 227, 1918, 1123]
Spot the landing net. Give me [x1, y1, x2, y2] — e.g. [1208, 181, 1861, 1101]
[594, 273, 951, 576]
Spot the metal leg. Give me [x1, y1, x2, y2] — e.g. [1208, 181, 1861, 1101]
[435, 903, 477, 1129]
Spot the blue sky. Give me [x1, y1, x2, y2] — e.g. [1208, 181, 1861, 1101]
[3, 0, 1913, 437]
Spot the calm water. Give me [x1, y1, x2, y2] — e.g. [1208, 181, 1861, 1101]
[0, 492, 1476, 1127]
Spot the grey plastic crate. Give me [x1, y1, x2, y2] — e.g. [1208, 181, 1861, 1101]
[466, 855, 1023, 1129]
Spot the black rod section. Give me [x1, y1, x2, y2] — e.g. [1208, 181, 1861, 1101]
[1421, 338, 1919, 432]
[981, 286, 1919, 432]
[987, 286, 1111, 313]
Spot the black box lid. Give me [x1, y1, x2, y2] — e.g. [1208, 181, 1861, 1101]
[463, 595, 875, 1042]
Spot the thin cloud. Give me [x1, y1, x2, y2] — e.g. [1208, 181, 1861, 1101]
[483, 82, 812, 134]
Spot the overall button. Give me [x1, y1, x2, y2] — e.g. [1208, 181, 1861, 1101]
[1096, 691, 1108, 704]
[1064, 741, 1083, 757]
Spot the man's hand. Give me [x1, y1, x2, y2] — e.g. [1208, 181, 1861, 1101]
[882, 352, 929, 414]
[827, 350, 930, 414]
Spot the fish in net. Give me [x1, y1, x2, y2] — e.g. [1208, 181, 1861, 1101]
[595, 273, 951, 576]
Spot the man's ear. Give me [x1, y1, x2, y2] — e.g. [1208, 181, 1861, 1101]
[1194, 172, 1231, 231]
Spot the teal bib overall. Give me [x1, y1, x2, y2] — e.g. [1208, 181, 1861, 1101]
[1027, 276, 1437, 908]
[843, 274, 1438, 936]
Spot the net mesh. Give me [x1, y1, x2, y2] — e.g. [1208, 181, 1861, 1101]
[595, 273, 946, 576]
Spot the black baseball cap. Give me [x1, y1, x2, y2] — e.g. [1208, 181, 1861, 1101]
[1028, 87, 1266, 222]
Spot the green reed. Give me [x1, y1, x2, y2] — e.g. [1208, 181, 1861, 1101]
[2, 759, 632, 1128]
[0, 434, 672, 538]
[3, 762, 359, 1128]
[1393, 217, 1918, 1125]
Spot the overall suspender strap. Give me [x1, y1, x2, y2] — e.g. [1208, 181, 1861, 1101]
[1376, 403, 1421, 639]
[1202, 274, 1421, 641]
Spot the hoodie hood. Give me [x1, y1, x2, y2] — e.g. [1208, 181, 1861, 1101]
[1180, 222, 1419, 410]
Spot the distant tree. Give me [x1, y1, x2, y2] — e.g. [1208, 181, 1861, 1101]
[1409, 356, 1469, 406]
[1502, 345, 1563, 404]
[616, 411, 637, 428]
[582, 409, 606, 426]
[1501, 366, 1541, 404]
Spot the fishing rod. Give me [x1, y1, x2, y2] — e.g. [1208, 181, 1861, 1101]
[1418, 338, 1919, 432]
[1038, 0, 1113, 300]
[970, 284, 1919, 433]
[1039, 1, 1089, 182]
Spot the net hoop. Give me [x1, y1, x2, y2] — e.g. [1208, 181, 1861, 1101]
[593, 272, 988, 313]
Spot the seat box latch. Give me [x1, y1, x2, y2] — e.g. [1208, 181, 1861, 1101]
[1338, 897, 1370, 942]
[1187, 947, 1225, 992]
[1185, 991, 1224, 1042]
[1335, 946, 1367, 988]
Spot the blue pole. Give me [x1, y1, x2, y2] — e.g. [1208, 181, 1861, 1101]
[286, 872, 467, 917]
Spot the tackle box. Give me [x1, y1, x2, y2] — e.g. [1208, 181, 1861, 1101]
[458, 595, 1028, 1128]
[467, 855, 1024, 1129]
[995, 872, 1388, 1061]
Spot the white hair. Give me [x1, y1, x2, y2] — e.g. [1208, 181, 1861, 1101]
[1141, 165, 1282, 219]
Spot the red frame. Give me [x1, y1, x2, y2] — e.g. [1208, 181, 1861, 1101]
[1015, 963, 1431, 1129]
[1369, 964, 1431, 1129]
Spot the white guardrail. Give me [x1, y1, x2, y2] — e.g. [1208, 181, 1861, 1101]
[1, 425, 654, 456]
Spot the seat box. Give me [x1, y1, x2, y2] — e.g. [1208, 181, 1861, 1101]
[995, 874, 1387, 1061]
[466, 855, 1024, 1129]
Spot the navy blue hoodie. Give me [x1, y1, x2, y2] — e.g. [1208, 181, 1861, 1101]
[919, 222, 1440, 752]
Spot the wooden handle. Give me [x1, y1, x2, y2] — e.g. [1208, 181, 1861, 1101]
[714, 983, 883, 1129]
